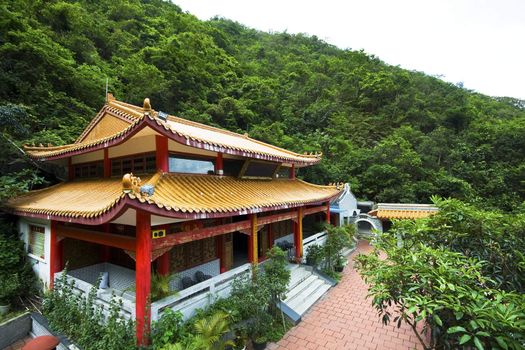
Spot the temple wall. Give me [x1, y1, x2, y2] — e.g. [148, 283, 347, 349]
[17, 217, 51, 289]
[62, 239, 102, 270]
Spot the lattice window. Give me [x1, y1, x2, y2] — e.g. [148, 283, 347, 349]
[28, 225, 45, 259]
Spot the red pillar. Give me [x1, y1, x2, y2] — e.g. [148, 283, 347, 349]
[156, 225, 170, 276]
[289, 164, 295, 180]
[248, 214, 258, 264]
[103, 148, 111, 178]
[294, 207, 303, 260]
[135, 210, 152, 346]
[326, 201, 331, 225]
[49, 221, 60, 289]
[216, 235, 227, 273]
[267, 223, 273, 250]
[68, 158, 75, 181]
[215, 152, 224, 175]
[156, 135, 169, 172]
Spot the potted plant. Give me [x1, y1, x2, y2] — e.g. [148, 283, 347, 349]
[0, 274, 20, 315]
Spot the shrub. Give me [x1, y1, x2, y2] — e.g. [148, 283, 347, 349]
[355, 198, 525, 350]
[42, 272, 136, 350]
[305, 244, 323, 267]
[0, 220, 37, 305]
[151, 309, 185, 349]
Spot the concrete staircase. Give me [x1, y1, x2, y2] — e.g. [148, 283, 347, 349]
[282, 264, 333, 317]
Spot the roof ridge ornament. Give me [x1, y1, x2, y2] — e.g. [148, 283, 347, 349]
[122, 173, 142, 194]
[143, 98, 152, 112]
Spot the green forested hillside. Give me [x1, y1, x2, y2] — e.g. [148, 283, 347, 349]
[1, 0, 524, 210]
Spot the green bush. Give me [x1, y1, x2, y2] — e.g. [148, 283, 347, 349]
[42, 272, 136, 350]
[0, 220, 37, 306]
[355, 198, 525, 350]
[305, 244, 323, 267]
[151, 309, 185, 349]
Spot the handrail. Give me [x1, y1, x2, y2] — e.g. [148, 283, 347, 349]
[150, 263, 251, 320]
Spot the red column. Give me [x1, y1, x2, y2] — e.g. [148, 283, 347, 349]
[68, 158, 75, 181]
[267, 223, 273, 250]
[157, 225, 170, 276]
[216, 235, 227, 273]
[294, 207, 303, 260]
[289, 164, 295, 180]
[215, 152, 224, 175]
[155, 135, 169, 172]
[135, 210, 152, 346]
[49, 221, 60, 289]
[326, 201, 331, 225]
[248, 214, 258, 264]
[103, 148, 111, 178]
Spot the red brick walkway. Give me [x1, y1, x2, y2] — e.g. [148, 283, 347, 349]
[268, 241, 423, 350]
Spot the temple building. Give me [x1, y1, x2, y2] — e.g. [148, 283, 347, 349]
[7, 95, 343, 344]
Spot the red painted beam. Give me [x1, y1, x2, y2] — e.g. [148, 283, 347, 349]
[257, 211, 296, 226]
[290, 164, 295, 179]
[303, 205, 328, 217]
[326, 201, 331, 224]
[152, 220, 251, 250]
[135, 210, 151, 346]
[55, 225, 136, 251]
[68, 158, 74, 181]
[155, 135, 169, 172]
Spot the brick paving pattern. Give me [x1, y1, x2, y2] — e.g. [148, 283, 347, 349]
[268, 241, 423, 350]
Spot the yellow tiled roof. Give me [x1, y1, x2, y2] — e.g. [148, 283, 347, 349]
[24, 97, 322, 165]
[7, 174, 341, 221]
[368, 203, 438, 220]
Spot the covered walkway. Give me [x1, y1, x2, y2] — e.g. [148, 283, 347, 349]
[269, 241, 423, 350]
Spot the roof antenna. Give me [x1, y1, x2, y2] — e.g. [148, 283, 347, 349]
[105, 77, 109, 102]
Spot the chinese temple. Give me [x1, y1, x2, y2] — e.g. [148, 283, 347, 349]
[7, 95, 343, 344]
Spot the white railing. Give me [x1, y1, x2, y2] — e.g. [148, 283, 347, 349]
[55, 271, 136, 320]
[150, 263, 251, 322]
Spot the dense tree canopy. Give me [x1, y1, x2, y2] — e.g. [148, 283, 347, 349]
[0, 0, 524, 210]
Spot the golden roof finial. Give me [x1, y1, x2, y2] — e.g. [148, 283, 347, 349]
[143, 98, 152, 111]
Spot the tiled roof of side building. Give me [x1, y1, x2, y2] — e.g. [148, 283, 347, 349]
[7, 173, 342, 223]
[24, 96, 322, 166]
[368, 203, 439, 219]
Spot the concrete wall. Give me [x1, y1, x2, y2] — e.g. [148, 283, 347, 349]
[0, 312, 31, 349]
[18, 218, 51, 289]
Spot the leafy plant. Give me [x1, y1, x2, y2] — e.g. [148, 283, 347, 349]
[151, 309, 185, 349]
[355, 198, 525, 350]
[42, 271, 136, 350]
[305, 244, 323, 267]
[0, 274, 20, 305]
[151, 272, 177, 302]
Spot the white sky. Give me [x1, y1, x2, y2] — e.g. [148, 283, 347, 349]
[173, 0, 525, 100]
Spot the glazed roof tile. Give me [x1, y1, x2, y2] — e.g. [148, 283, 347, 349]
[7, 174, 341, 222]
[368, 203, 438, 219]
[24, 97, 321, 165]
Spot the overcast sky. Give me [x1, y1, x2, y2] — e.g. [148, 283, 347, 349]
[174, 0, 525, 100]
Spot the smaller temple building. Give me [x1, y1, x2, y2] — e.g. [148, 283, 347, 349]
[7, 95, 342, 344]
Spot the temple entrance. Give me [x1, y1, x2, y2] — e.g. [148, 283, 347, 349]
[232, 232, 248, 268]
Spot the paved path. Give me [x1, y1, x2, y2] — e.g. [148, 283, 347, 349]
[268, 241, 423, 350]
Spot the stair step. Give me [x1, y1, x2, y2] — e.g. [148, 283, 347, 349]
[294, 283, 332, 315]
[288, 268, 312, 289]
[285, 275, 318, 303]
[286, 278, 326, 309]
